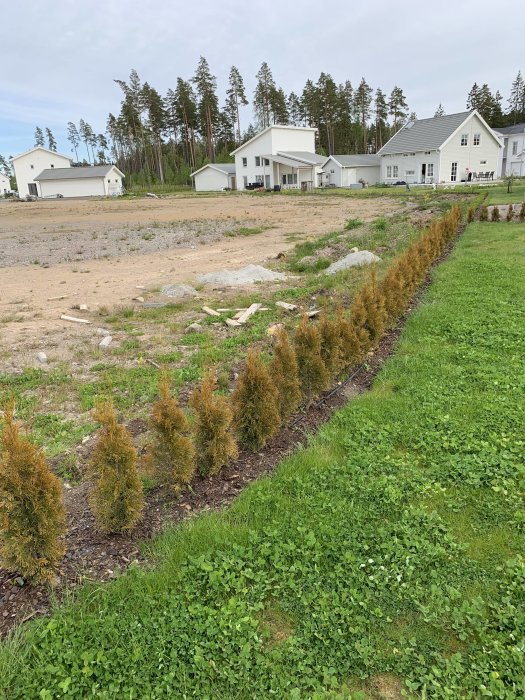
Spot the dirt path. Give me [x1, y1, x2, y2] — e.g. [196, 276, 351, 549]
[0, 194, 400, 368]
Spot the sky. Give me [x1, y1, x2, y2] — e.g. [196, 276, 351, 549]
[1, 0, 523, 160]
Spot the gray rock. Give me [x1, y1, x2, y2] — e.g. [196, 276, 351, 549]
[325, 250, 380, 275]
[99, 335, 113, 348]
[36, 352, 47, 364]
[160, 283, 198, 299]
[97, 327, 111, 337]
[186, 322, 204, 333]
[297, 255, 318, 267]
[198, 264, 286, 286]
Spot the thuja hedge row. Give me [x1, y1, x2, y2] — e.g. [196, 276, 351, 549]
[0, 206, 462, 583]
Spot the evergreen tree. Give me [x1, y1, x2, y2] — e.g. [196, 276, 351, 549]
[192, 56, 219, 162]
[355, 78, 373, 152]
[79, 119, 96, 163]
[254, 62, 277, 128]
[67, 122, 80, 161]
[34, 126, 44, 147]
[225, 66, 249, 144]
[373, 88, 389, 151]
[389, 86, 408, 133]
[142, 82, 167, 182]
[434, 103, 445, 117]
[45, 127, 57, 152]
[270, 87, 289, 124]
[317, 73, 339, 154]
[287, 92, 303, 126]
[508, 71, 525, 123]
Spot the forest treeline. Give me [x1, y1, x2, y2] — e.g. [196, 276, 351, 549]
[2, 62, 525, 187]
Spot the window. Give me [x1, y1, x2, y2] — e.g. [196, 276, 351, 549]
[473, 133, 480, 146]
[386, 165, 392, 177]
[243, 176, 248, 187]
[50, 164, 54, 168]
[405, 170, 415, 175]
[264, 158, 270, 166]
[107, 179, 110, 183]
[451, 162, 458, 181]
[115, 179, 118, 183]
[30, 164, 34, 169]
[330, 169, 335, 174]
[255, 156, 260, 166]
[242, 157, 247, 167]
[427, 164, 434, 177]
[282, 173, 297, 185]
[424, 151, 431, 155]
[392, 165, 398, 178]
[480, 160, 486, 165]
[512, 141, 518, 155]
[461, 134, 468, 146]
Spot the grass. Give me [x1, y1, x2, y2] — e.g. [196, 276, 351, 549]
[1, 221, 524, 698]
[484, 181, 525, 205]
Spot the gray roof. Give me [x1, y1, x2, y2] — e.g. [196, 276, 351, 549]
[278, 151, 325, 165]
[190, 162, 236, 177]
[492, 123, 525, 135]
[328, 154, 380, 167]
[262, 154, 316, 168]
[378, 111, 473, 155]
[34, 165, 118, 181]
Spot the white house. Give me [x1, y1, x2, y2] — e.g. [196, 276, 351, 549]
[0, 172, 10, 195]
[34, 165, 124, 198]
[11, 146, 72, 198]
[231, 125, 324, 190]
[322, 155, 381, 187]
[492, 123, 525, 177]
[190, 163, 237, 191]
[378, 110, 502, 184]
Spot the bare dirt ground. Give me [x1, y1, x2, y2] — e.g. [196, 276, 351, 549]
[0, 194, 400, 371]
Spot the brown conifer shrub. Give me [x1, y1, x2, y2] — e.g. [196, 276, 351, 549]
[380, 265, 407, 322]
[268, 329, 302, 421]
[294, 316, 329, 403]
[232, 349, 281, 451]
[520, 202, 525, 221]
[351, 268, 387, 348]
[479, 205, 488, 221]
[0, 404, 66, 583]
[189, 373, 238, 476]
[506, 204, 514, 221]
[88, 401, 144, 533]
[145, 373, 196, 492]
[336, 308, 364, 369]
[319, 312, 342, 380]
[467, 207, 475, 222]
[491, 206, 500, 222]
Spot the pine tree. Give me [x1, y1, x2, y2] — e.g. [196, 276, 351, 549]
[294, 316, 329, 403]
[79, 119, 96, 163]
[189, 374, 238, 476]
[434, 103, 445, 117]
[317, 73, 339, 154]
[508, 71, 525, 123]
[0, 404, 66, 583]
[389, 87, 408, 133]
[67, 122, 80, 161]
[142, 82, 167, 182]
[226, 66, 249, 144]
[232, 349, 281, 450]
[88, 401, 144, 533]
[254, 62, 277, 128]
[34, 126, 44, 147]
[145, 374, 195, 492]
[373, 88, 389, 151]
[192, 56, 219, 162]
[269, 329, 302, 421]
[355, 78, 373, 152]
[287, 92, 303, 126]
[45, 128, 57, 152]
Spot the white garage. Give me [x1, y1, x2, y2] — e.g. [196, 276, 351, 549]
[191, 163, 236, 191]
[34, 165, 124, 198]
[322, 155, 381, 187]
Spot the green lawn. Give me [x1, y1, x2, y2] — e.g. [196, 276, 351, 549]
[484, 181, 525, 205]
[1, 221, 524, 699]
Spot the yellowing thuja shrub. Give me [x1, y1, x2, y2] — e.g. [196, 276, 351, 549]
[294, 316, 329, 403]
[189, 373, 238, 476]
[319, 313, 342, 380]
[0, 404, 66, 582]
[336, 308, 364, 369]
[232, 349, 281, 451]
[145, 373, 196, 492]
[88, 401, 144, 533]
[268, 329, 302, 422]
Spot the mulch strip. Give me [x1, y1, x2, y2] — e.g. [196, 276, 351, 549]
[0, 226, 464, 638]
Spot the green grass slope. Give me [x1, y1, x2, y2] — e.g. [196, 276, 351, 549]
[1, 221, 524, 699]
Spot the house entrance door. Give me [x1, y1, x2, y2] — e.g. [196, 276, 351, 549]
[265, 175, 270, 189]
[28, 183, 38, 196]
[421, 164, 426, 183]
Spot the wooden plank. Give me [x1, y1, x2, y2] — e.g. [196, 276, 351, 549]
[225, 318, 242, 327]
[236, 303, 262, 324]
[60, 314, 91, 325]
[276, 301, 298, 311]
[47, 295, 69, 301]
[307, 309, 320, 318]
[202, 306, 221, 317]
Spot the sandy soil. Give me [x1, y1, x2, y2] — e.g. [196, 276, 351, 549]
[0, 194, 400, 370]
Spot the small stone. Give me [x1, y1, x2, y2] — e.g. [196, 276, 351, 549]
[186, 322, 204, 333]
[134, 296, 145, 303]
[160, 283, 198, 299]
[349, 247, 359, 253]
[81, 435, 91, 444]
[99, 335, 113, 349]
[36, 351, 47, 364]
[14, 577, 25, 587]
[97, 328, 111, 337]
[79, 304, 88, 311]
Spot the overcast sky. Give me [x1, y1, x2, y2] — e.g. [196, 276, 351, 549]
[2, 0, 523, 158]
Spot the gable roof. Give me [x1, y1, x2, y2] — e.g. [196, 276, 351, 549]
[34, 165, 123, 181]
[11, 146, 72, 162]
[262, 154, 316, 168]
[492, 123, 525, 136]
[230, 125, 317, 155]
[190, 163, 236, 177]
[378, 111, 478, 155]
[323, 154, 380, 168]
[278, 151, 325, 165]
